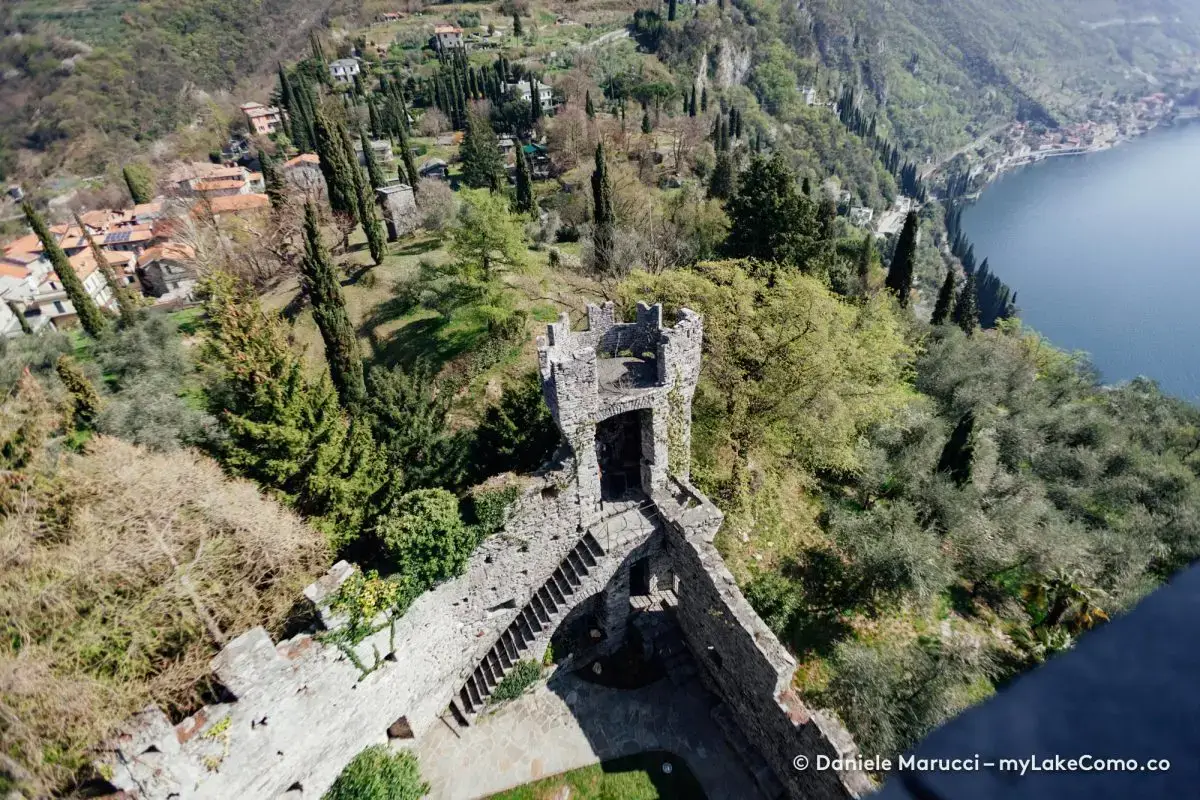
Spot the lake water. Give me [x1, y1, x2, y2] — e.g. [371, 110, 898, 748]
[959, 120, 1200, 401]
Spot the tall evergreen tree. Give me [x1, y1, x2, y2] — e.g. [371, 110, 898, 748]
[585, 90, 596, 118]
[23, 202, 106, 338]
[856, 232, 874, 295]
[314, 107, 361, 219]
[668, 0, 678, 21]
[931, 268, 957, 326]
[708, 151, 734, 199]
[396, 121, 420, 191]
[56, 355, 102, 432]
[723, 155, 818, 267]
[359, 128, 386, 190]
[259, 151, 288, 208]
[122, 164, 153, 204]
[75, 212, 137, 328]
[885, 211, 918, 308]
[6, 300, 31, 335]
[300, 202, 367, 410]
[641, 108, 652, 134]
[591, 142, 616, 273]
[700, 87, 708, 112]
[529, 77, 542, 125]
[460, 109, 504, 190]
[514, 144, 534, 215]
[513, 12, 523, 37]
[688, 86, 697, 117]
[953, 272, 980, 336]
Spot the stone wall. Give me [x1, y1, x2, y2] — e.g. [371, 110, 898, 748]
[99, 460, 597, 799]
[651, 481, 873, 800]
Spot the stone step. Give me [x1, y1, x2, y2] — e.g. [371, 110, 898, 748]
[582, 532, 606, 557]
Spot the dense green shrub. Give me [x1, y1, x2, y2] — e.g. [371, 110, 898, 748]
[377, 489, 474, 588]
[324, 746, 428, 800]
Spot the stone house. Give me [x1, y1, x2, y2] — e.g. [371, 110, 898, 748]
[27, 249, 122, 328]
[282, 153, 327, 195]
[137, 243, 198, 300]
[509, 79, 554, 112]
[329, 58, 361, 84]
[375, 182, 418, 240]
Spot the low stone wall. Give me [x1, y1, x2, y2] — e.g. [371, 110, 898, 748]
[99, 461, 599, 799]
[652, 481, 873, 800]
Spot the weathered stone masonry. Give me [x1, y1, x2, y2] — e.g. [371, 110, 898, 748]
[99, 303, 867, 799]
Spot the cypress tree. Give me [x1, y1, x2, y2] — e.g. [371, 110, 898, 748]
[931, 268, 957, 326]
[300, 201, 367, 410]
[514, 144, 534, 215]
[367, 97, 383, 139]
[937, 410, 976, 487]
[700, 87, 708, 112]
[668, 0, 678, 21]
[314, 107, 361, 219]
[396, 121, 420, 191]
[259, 151, 288, 209]
[688, 86, 697, 117]
[360, 128, 387, 190]
[56, 355, 102, 432]
[585, 90, 596, 118]
[802, 176, 812, 196]
[122, 164, 153, 204]
[708, 151, 734, 199]
[954, 273, 980, 336]
[359, 174, 387, 265]
[856, 232, 873, 295]
[23, 202, 106, 338]
[7, 300, 31, 335]
[591, 142, 615, 273]
[513, 12, 523, 37]
[75, 212, 137, 328]
[885, 211, 918, 308]
[641, 108, 652, 134]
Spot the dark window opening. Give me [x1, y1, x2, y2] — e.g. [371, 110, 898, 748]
[596, 411, 642, 500]
[387, 716, 414, 740]
[630, 556, 651, 596]
[707, 646, 723, 671]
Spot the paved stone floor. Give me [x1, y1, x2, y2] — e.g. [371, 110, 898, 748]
[414, 668, 765, 800]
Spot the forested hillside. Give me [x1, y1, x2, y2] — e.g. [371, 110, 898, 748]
[791, 0, 1200, 156]
[0, 0, 356, 181]
[4, 0, 1200, 795]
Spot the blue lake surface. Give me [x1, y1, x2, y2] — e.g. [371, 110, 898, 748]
[959, 120, 1200, 401]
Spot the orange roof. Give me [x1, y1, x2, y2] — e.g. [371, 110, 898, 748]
[3, 233, 42, 255]
[138, 242, 196, 267]
[283, 153, 320, 168]
[0, 262, 30, 280]
[244, 106, 280, 118]
[203, 193, 271, 215]
[249, 172, 263, 182]
[435, 24, 463, 33]
[67, 248, 135, 280]
[194, 179, 248, 192]
[79, 209, 134, 229]
[167, 162, 246, 184]
[2, 251, 43, 266]
[132, 201, 164, 219]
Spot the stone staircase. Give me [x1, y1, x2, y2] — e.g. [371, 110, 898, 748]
[450, 531, 608, 723]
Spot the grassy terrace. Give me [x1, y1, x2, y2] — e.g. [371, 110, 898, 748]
[486, 752, 707, 800]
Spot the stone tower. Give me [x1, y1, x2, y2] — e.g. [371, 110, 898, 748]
[537, 301, 703, 523]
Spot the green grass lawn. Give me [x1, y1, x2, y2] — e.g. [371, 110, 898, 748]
[486, 752, 706, 800]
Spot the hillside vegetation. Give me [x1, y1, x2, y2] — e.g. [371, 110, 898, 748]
[4, 0, 1200, 795]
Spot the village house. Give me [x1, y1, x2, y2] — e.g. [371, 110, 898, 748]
[138, 243, 198, 300]
[433, 24, 465, 52]
[419, 158, 450, 180]
[281, 153, 327, 194]
[354, 138, 394, 167]
[27, 249, 121, 328]
[509, 80, 554, 112]
[801, 86, 818, 106]
[166, 162, 253, 197]
[240, 102, 285, 136]
[849, 206, 874, 227]
[199, 193, 272, 221]
[0, 298, 26, 339]
[329, 58, 361, 84]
